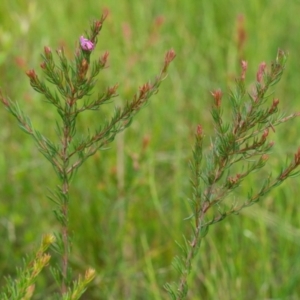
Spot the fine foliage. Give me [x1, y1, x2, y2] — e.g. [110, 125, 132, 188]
[165, 50, 300, 299]
[1, 6, 300, 300]
[0, 234, 54, 300]
[0, 12, 175, 299]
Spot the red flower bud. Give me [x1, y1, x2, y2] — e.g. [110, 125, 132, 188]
[241, 60, 248, 80]
[26, 69, 37, 81]
[162, 49, 176, 73]
[256, 62, 267, 83]
[44, 46, 52, 59]
[196, 124, 203, 137]
[211, 89, 222, 108]
[100, 51, 109, 67]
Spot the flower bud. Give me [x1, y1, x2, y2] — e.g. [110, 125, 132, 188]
[162, 49, 176, 73]
[196, 124, 203, 137]
[44, 46, 52, 59]
[256, 62, 266, 83]
[26, 69, 38, 82]
[241, 60, 247, 80]
[211, 89, 222, 108]
[80, 36, 94, 51]
[100, 51, 109, 67]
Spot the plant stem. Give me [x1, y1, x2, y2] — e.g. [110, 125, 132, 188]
[61, 182, 69, 294]
[60, 101, 73, 294]
[176, 211, 207, 300]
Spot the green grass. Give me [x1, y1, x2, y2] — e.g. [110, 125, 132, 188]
[1, 0, 300, 299]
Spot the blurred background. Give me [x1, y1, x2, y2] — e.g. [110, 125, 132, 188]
[1, 0, 300, 299]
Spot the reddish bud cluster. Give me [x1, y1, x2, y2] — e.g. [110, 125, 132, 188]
[26, 69, 38, 83]
[261, 128, 269, 141]
[44, 46, 52, 59]
[279, 148, 300, 180]
[165, 49, 176, 64]
[227, 173, 241, 186]
[162, 49, 176, 73]
[94, 20, 102, 32]
[99, 51, 109, 67]
[256, 62, 267, 83]
[76, 58, 89, 82]
[241, 60, 248, 80]
[107, 84, 119, 97]
[40, 62, 46, 69]
[139, 83, 152, 98]
[211, 89, 222, 108]
[269, 98, 279, 114]
[90, 10, 109, 42]
[81, 59, 88, 69]
[196, 124, 203, 137]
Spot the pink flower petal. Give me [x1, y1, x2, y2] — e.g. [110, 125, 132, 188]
[80, 36, 94, 51]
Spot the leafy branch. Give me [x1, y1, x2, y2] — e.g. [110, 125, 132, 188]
[1, 12, 175, 298]
[165, 50, 300, 299]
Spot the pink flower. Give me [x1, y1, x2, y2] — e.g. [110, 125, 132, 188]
[80, 36, 94, 51]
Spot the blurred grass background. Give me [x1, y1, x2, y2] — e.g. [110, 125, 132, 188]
[1, 0, 300, 299]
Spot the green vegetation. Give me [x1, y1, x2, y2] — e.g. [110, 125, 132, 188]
[1, 0, 300, 299]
